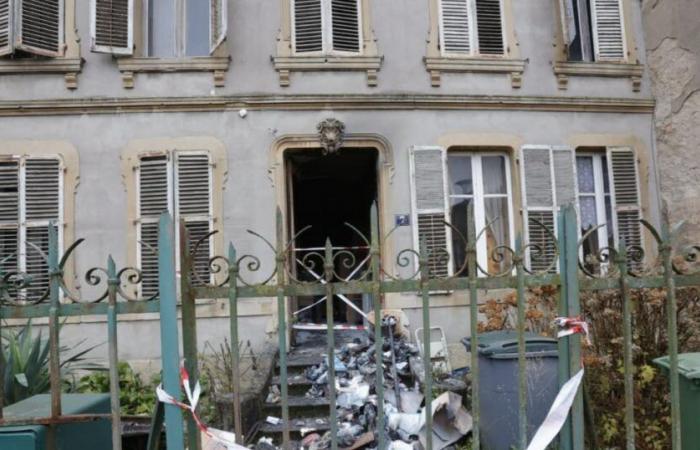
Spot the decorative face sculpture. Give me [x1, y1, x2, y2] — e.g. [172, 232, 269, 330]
[317, 118, 346, 155]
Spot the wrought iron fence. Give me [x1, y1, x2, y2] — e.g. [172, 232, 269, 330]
[0, 202, 694, 450]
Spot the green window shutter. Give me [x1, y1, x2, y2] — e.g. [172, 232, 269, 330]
[90, 0, 133, 55]
[16, 0, 63, 57]
[331, 0, 360, 53]
[410, 146, 451, 278]
[591, 0, 625, 60]
[439, 0, 471, 55]
[293, 0, 323, 53]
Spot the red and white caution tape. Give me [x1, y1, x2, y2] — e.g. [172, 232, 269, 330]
[156, 366, 246, 450]
[526, 317, 590, 450]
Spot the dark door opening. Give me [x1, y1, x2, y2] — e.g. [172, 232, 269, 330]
[286, 148, 378, 326]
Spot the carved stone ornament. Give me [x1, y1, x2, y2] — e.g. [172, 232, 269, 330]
[317, 118, 345, 155]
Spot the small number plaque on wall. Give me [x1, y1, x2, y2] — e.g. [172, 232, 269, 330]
[395, 214, 410, 226]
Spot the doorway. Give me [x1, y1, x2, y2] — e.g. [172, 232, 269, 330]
[285, 148, 378, 327]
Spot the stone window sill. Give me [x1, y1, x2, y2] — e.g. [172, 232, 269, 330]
[116, 56, 231, 88]
[553, 61, 643, 92]
[424, 56, 526, 88]
[0, 57, 83, 89]
[271, 55, 383, 87]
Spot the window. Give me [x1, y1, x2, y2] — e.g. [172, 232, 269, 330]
[438, 0, 505, 57]
[0, 0, 65, 57]
[409, 147, 514, 278]
[559, 0, 626, 62]
[0, 157, 62, 301]
[137, 152, 213, 297]
[292, 0, 361, 55]
[576, 148, 641, 271]
[91, 0, 227, 57]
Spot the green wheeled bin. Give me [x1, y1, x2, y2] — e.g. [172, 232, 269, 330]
[653, 352, 700, 450]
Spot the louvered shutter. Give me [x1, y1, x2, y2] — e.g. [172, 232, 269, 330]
[439, 0, 471, 55]
[591, 0, 625, 61]
[559, 0, 576, 46]
[210, 0, 227, 54]
[138, 156, 168, 298]
[15, 0, 63, 57]
[410, 146, 451, 278]
[0, 0, 13, 56]
[293, 0, 323, 53]
[331, 0, 360, 53]
[24, 159, 60, 301]
[607, 147, 642, 257]
[0, 161, 19, 288]
[90, 0, 133, 55]
[475, 0, 503, 55]
[521, 147, 577, 272]
[176, 153, 212, 286]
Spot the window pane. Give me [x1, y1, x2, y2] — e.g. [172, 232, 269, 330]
[448, 155, 473, 196]
[186, 0, 210, 56]
[482, 156, 507, 194]
[483, 197, 511, 273]
[576, 156, 595, 193]
[148, 0, 176, 57]
[579, 196, 597, 231]
[450, 197, 471, 276]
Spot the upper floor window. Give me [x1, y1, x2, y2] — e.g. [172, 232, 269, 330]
[0, 0, 65, 58]
[91, 0, 227, 57]
[438, 0, 505, 57]
[560, 0, 626, 62]
[292, 0, 361, 55]
[0, 157, 62, 301]
[137, 152, 213, 297]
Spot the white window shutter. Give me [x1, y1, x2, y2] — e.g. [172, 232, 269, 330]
[209, 0, 227, 54]
[293, 0, 323, 53]
[520, 146, 557, 272]
[24, 159, 61, 301]
[0, 161, 19, 284]
[439, 0, 471, 55]
[558, 0, 576, 46]
[552, 147, 579, 210]
[475, 0, 504, 55]
[90, 0, 133, 55]
[607, 147, 642, 253]
[410, 146, 451, 278]
[591, 0, 625, 61]
[0, 0, 14, 56]
[138, 156, 168, 298]
[15, 0, 64, 57]
[331, 0, 360, 53]
[176, 153, 212, 285]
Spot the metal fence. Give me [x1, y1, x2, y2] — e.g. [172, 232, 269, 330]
[0, 202, 692, 450]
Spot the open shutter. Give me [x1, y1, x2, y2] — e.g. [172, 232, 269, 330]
[0, 161, 19, 286]
[439, 0, 471, 55]
[331, 0, 360, 53]
[607, 147, 642, 256]
[475, 0, 504, 55]
[293, 0, 323, 53]
[0, 0, 13, 56]
[138, 156, 168, 298]
[90, 0, 133, 55]
[558, 0, 576, 47]
[210, 0, 227, 54]
[410, 146, 451, 278]
[591, 0, 625, 61]
[24, 159, 60, 301]
[176, 153, 212, 286]
[15, 0, 63, 57]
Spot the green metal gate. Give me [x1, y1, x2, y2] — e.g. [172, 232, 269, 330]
[0, 203, 689, 450]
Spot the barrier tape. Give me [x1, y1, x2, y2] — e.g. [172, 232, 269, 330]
[526, 317, 590, 450]
[156, 366, 246, 450]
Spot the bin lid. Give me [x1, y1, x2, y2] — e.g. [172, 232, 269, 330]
[653, 353, 700, 380]
[4, 394, 111, 419]
[461, 330, 558, 357]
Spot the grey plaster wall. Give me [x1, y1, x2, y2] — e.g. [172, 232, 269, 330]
[643, 0, 700, 244]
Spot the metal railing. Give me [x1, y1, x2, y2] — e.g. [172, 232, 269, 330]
[0, 202, 691, 450]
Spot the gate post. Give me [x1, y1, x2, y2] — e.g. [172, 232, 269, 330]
[557, 205, 584, 450]
[158, 213, 185, 450]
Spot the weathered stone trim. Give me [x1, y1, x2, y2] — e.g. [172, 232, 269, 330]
[554, 61, 644, 92]
[271, 55, 383, 86]
[0, 94, 655, 117]
[116, 57, 232, 88]
[424, 57, 526, 88]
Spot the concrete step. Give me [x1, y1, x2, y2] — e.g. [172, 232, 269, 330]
[264, 395, 330, 409]
[259, 417, 331, 436]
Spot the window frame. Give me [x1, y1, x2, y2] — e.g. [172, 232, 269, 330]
[576, 152, 613, 255]
[446, 151, 515, 276]
[291, 0, 363, 57]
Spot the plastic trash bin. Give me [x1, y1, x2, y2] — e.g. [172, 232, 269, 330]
[462, 331, 559, 450]
[653, 352, 700, 450]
